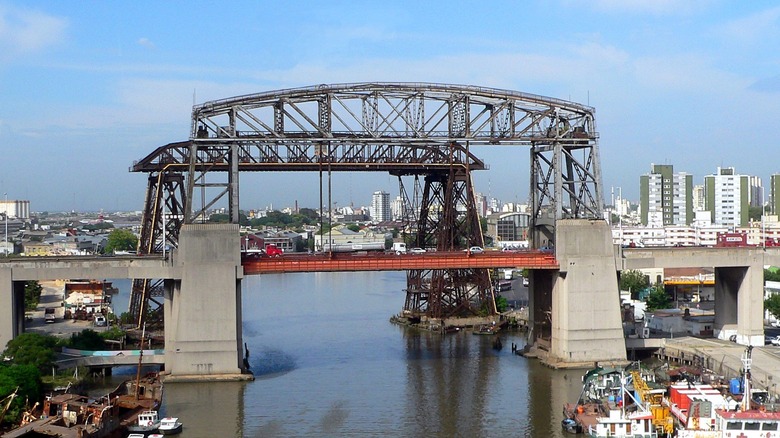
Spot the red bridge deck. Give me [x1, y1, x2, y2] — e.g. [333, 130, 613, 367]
[242, 250, 559, 274]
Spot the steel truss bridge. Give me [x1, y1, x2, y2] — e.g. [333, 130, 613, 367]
[129, 82, 603, 326]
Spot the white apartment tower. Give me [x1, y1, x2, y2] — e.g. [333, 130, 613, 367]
[703, 167, 749, 227]
[371, 191, 391, 223]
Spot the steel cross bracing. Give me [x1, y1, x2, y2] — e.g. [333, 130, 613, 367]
[399, 168, 493, 318]
[127, 173, 186, 324]
[128, 82, 603, 325]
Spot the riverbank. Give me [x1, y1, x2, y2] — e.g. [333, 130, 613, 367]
[390, 312, 502, 333]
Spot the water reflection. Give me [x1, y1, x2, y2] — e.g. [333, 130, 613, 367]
[164, 381, 246, 438]
[404, 330, 499, 437]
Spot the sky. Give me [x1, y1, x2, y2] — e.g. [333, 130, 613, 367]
[1, 0, 780, 213]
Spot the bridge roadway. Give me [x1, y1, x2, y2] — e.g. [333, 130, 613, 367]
[242, 250, 559, 274]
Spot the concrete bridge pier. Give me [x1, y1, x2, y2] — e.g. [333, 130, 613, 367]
[164, 224, 252, 382]
[529, 219, 627, 367]
[0, 269, 25, 351]
[714, 263, 764, 346]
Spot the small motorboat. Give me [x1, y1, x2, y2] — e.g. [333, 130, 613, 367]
[127, 409, 160, 434]
[158, 417, 183, 435]
[472, 324, 499, 335]
[561, 417, 581, 434]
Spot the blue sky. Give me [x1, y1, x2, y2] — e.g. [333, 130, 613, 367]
[1, 1, 779, 212]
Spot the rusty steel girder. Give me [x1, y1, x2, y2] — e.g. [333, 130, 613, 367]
[399, 168, 493, 319]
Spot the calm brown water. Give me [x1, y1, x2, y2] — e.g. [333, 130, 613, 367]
[109, 272, 585, 437]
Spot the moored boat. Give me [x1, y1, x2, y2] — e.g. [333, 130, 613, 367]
[1, 372, 163, 438]
[562, 365, 662, 437]
[472, 324, 499, 335]
[158, 417, 183, 435]
[126, 409, 161, 434]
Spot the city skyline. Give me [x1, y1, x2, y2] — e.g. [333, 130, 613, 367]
[2, 2, 780, 211]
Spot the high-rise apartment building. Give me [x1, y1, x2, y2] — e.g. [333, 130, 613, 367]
[639, 164, 693, 226]
[704, 167, 749, 227]
[770, 174, 780, 215]
[749, 176, 764, 208]
[692, 185, 705, 212]
[371, 191, 390, 223]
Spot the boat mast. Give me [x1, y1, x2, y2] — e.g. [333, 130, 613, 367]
[135, 323, 146, 400]
[0, 387, 18, 424]
[741, 345, 753, 412]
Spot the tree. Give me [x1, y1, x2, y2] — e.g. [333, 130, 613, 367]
[346, 224, 360, 232]
[24, 281, 43, 311]
[3, 333, 58, 374]
[765, 268, 780, 282]
[0, 363, 42, 426]
[645, 285, 671, 312]
[620, 270, 650, 300]
[208, 213, 229, 223]
[103, 228, 138, 254]
[495, 295, 509, 313]
[68, 329, 106, 351]
[765, 294, 780, 321]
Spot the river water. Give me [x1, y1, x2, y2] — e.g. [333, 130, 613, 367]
[108, 271, 585, 437]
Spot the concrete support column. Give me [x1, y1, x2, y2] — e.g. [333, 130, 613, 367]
[164, 224, 251, 381]
[0, 268, 14, 350]
[0, 268, 24, 351]
[714, 262, 764, 346]
[547, 219, 626, 366]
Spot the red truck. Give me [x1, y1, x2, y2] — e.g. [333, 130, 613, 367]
[264, 244, 283, 257]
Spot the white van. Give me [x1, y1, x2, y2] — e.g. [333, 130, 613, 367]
[94, 315, 106, 327]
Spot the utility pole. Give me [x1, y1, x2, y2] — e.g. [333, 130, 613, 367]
[3, 193, 7, 256]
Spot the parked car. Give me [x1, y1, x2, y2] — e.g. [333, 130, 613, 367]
[94, 315, 107, 327]
[409, 247, 426, 254]
[44, 308, 55, 323]
[771, 336, 780, 346]
[465, 246, 484, 253]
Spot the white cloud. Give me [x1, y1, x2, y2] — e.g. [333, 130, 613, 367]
[0, 3, 67, 60]
[633, 54, 749, 93]
[137, 37, 155, 49]
[717, 6, 780, 44]
[573, 0, 713, 15]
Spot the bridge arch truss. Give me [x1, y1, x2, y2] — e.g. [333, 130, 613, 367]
[129, 82, 603, 324]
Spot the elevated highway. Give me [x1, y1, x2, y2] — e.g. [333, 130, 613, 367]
[619, 245, 780, 347]
[0, 255, 171, 281]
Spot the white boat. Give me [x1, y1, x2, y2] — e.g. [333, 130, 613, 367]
[127, 409, 160, 433]
[563, 366, 660, 437]
[158, 417, 183, 435]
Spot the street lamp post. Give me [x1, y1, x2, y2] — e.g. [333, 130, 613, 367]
[3, 193, 7, 256]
